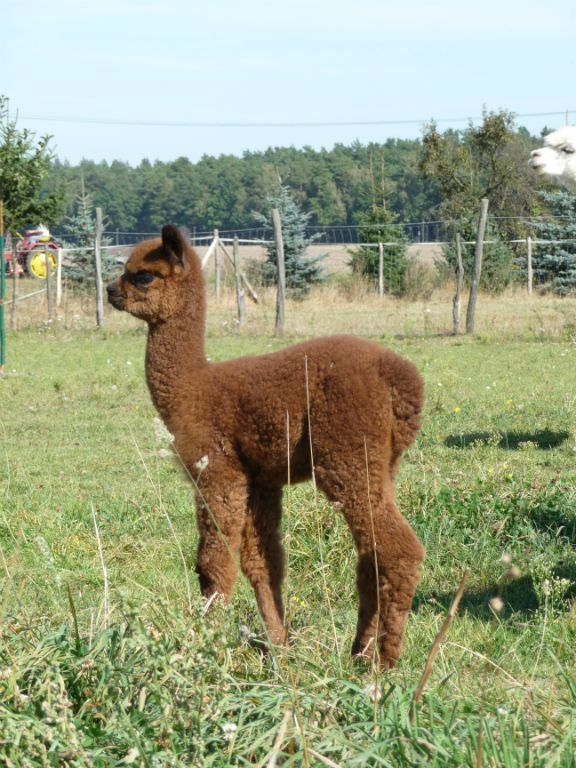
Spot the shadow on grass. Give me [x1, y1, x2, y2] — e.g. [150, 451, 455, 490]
[529, 506, 576, 544]
[444, 429, 571, 451]
[416, 566, 576, 621]
[415, 577, 538, 620]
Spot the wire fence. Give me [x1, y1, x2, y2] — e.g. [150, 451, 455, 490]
[91, 223, 460, 246]
[87, 215, 576, 250]
[7, 222, 576, 319]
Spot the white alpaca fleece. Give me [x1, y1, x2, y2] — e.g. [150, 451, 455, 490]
[529, 126, 576, 191]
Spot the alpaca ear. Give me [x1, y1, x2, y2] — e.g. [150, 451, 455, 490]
[161, 225, 186, 265]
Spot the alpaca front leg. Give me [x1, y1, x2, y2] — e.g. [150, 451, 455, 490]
[194, 491, 246, 604]
[240, 486, 287, 645]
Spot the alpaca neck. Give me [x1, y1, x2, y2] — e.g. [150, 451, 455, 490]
[145, 288, 207, 423]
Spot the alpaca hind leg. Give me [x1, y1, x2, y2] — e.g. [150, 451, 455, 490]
[240, 485, 286, 645]
[319, 465, 424, 670]
[348, 501, 424, 669]
[194, 480, 248, 603]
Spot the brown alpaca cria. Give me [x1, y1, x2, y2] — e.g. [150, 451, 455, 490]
[107, 225, 425, 669]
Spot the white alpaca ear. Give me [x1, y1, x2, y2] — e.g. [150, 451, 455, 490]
[161, 225, 186, 265]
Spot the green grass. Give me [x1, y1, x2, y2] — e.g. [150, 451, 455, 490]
[1, 304, 576, 766]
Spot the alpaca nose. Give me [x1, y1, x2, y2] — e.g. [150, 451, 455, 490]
[107, 281, 123, 305]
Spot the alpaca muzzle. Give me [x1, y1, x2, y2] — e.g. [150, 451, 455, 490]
[106, 280, 126, 310]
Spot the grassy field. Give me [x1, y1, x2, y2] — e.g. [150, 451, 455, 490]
[1, 286, 575, 766]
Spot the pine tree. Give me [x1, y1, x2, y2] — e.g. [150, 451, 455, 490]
[349, 204, 409, 295]
[63, 185, 115, 286]
[348, 151, 409, 295]
[529, 191, 576, 295]
[252, 186, 325, 298]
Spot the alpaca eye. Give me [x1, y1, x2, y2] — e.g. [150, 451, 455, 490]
[561, 146, 575, 154]
[133, 273, 155, 287]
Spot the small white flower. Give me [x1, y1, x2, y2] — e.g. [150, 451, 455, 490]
[363, 682, 382, 702]
[489, 596, 505, 614]
[500, 553, 512, 565]
[195, 455, 209, 472]
[222, 722, 238, 742]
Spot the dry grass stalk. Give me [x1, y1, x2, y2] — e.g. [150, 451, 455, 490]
[409, 570, 469, 721]
[264, 709, 293, 768]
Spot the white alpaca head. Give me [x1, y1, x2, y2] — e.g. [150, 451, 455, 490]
[529, 126, 576, 191]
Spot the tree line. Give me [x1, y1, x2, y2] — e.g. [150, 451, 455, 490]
[45, 138, 441, 237]
[2, 96, 575, 294]
[39, 110, 547, 240]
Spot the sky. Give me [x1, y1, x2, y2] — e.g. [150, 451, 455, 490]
[2, 0, 575, 167]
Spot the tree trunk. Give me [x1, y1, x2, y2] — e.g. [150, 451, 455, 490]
[94, 207, 104, 329]
[466, 198, 489, 334]
[452, 233, 464, 334]
[272, 208, 285, 337]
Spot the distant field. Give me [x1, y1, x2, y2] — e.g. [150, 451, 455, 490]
[1, 290, 575, 765]
[191, 241, 445, 274]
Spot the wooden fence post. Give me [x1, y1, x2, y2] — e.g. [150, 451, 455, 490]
[452, 233, 464, 334]
[214, 228, 221, 300]
[272, 208, 285, 337]
[56, 248, 63, 307]
[94, 207, 104, 328]
[466, 198, 489, 335]
[208, 237, 259, 304]
[44, 243, 53, 320]
[526, 236, 533, 296]
[233, 235, 244, 328]
[378, 242, 384, 297]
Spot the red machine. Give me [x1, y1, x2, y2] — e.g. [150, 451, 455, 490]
[4, 226, 62, 279]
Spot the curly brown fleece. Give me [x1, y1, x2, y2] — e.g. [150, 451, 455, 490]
[107, 225, 425, 668]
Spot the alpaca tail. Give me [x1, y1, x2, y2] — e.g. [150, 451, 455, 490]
[386, 356, 424, 454]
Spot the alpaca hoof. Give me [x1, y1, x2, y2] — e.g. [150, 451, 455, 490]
[352, 637, 400, 670]
[352, 648, 398, 671]
[378, 655, 398, 671]
[239, 624, 269, 653]
[268, 627, 289, 646]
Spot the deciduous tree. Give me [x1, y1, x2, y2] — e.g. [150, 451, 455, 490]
[0, 96, 63, 232]
[420, 109, 539, 291]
